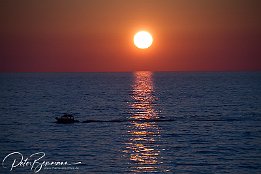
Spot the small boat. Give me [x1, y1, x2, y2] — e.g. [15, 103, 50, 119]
[55, 114, 79, 123]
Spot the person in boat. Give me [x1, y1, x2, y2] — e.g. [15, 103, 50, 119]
[55, 114, 79, 123]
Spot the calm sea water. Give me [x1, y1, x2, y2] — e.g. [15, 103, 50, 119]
[0, 72, 260, 173]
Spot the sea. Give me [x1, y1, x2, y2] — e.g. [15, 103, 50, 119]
[0, 72, 260, 173]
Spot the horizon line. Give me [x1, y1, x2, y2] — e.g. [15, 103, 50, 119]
[0, 70, 260, 73]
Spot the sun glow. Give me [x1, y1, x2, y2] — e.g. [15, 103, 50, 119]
[134, 31, 153, 49]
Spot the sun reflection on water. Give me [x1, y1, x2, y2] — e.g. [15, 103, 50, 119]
[124, 71, 165, 173]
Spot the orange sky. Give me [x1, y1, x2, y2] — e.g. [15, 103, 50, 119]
[0, 0, 260, 72]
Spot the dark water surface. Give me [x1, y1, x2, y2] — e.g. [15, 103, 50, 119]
[0, 72, 260, 173]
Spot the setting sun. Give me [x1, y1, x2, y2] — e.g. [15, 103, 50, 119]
[134, 31, 153, 49]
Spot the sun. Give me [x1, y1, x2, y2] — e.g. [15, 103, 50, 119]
[133, 31, 153, 49]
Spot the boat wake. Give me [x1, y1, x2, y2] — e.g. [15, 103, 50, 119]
[82, 119, 176, 123]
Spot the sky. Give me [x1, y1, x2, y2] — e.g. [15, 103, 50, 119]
[0, 0, 260, 72]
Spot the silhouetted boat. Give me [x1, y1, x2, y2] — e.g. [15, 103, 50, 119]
[55, 114, 79, 123]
